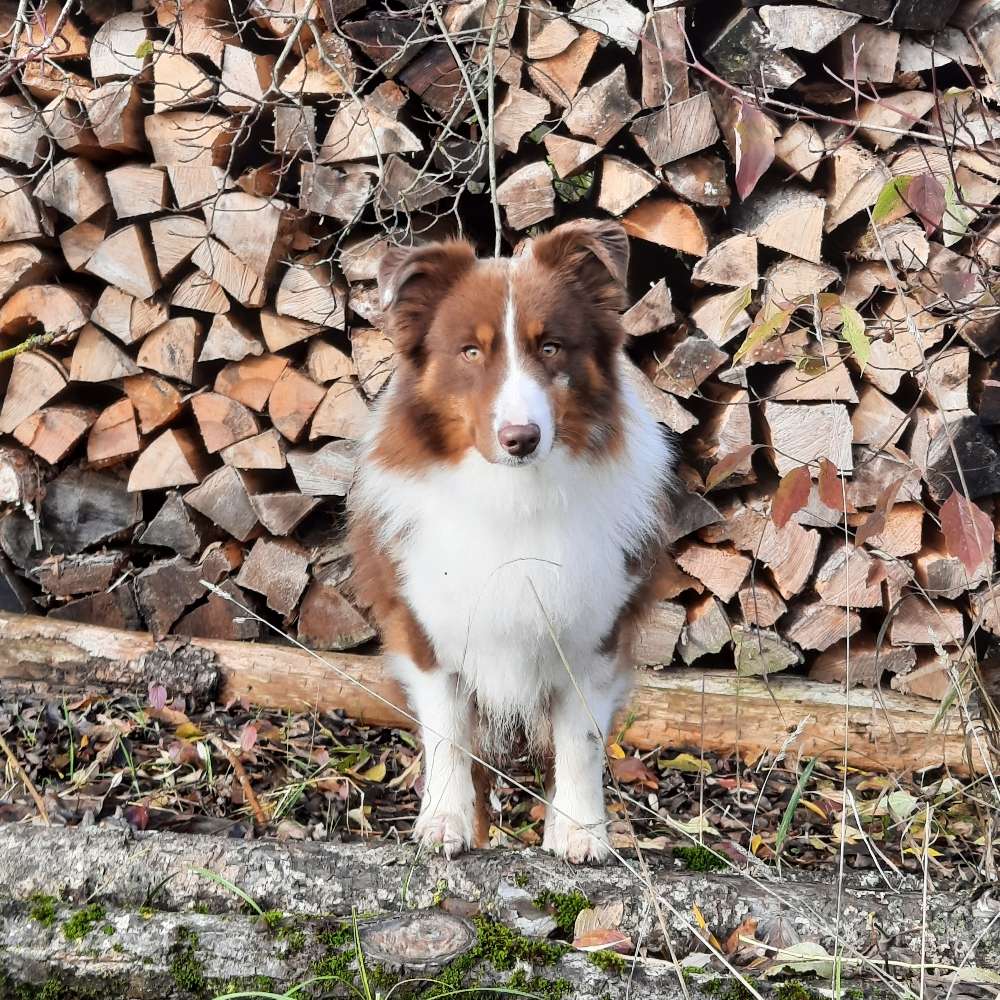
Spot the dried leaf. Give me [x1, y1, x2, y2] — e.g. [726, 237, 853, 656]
[360, 761, 387, 782]
[175, 721, 203, 740]
[240, 724, 258, 753]
[606, 742, 626, 759]
[733, 102, 775, 200]
[706, 444, 758, 492]
[943, 179, 976, 247]
[148, 683, 167, 711]
[817, 457, 855, 514]
[764, 941, 835, 978]
[906, 172, 945, 235]
[940, 490, 993, 574]
[733, 307, 793, 364]
[572, 928, 634, 954]
[872, 175, 912, 224]
[855, 475, 907, 548]
[772, 465, 811, 528]
[840, 305, 870, 372]
[659, 752, 711, 775]
[574, 901, 625, 938]
[723, 916, 758, 955]
[611, 755, 658, 789]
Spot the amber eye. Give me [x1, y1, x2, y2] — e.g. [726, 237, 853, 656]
[540, 341, 561, 357]
[461, 345, 482, 362]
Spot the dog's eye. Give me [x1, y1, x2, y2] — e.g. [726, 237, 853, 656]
[461, 345, 482, 362]
[540, 341, 561, 357]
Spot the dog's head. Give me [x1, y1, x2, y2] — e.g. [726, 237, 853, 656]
[377, 219, 630, 467]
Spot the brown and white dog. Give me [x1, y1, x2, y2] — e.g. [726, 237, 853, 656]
[347, 220, 674, 863]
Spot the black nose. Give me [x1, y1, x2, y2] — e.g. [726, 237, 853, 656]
[498, 422, 541, 457]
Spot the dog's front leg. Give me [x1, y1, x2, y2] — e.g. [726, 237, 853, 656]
[543, 666, 627, 863]
[392, 656, 478, 858]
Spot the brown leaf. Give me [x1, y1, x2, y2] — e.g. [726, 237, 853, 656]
[706, 444, 757, 492]
[771, 465, 811, 528]
[573, 928, 634, 954]
[734, 102, 775, 200]
[611, 755, 658, 789]
[855, 475, 907, 548]
[907, 172, 945, 235]
[724, 916, 758, 955]
[817, 458, 856, 514]
[940, 490, 993, 574]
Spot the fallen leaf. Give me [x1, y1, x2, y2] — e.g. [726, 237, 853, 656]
[606, 742, 626, 759]
[764, 940, 835, 978]
[175, 721, 203, 740]
[574, 900, 625, 938]
[572, 928, 634, 954]
[872, 175, 912, 224]
[611, 755, 658, 789]
[733, 102, 775, 200]
[148, 683, 167, 711]
[240, 724, 258, 753]
[940, 490, 993, 574]
[660, 752, 712, 775]
[733, 307, 793, 364]
[855, 475, 907, 548]
[360, 761, 387, 782]
[840, 305, 870, 373]
[906, 172, 945, 235]
[724, 916, 758, 955]
[706, 444, 758, 491]
[772, 465, 811, 528]
[817, 457, 855, 514]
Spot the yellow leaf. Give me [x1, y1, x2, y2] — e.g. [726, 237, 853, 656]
[175, 722, 203, 740]
[360, 761, 386, 782]
[692, 904, 708, 931]
[800, 799, 828, 821]
[660, 752, 711, 775]
[750, 834, 763, 856]
[606, 742, 626, 759]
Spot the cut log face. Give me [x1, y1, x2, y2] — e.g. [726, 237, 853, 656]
[87, 224, 161, 299]
[220, 428, 287, 470]
[136, 318, 202, 383]
[70, 324, 141, 381]
[191, 392, 260, 454]
[622, 198, 708, 256]
[311, 382, 371, 440]
[763, 401, 853, 475]
[0, 351, 68, 435]
[564, 65, 640, 146]
[631, 93, 720, 167]
[34, 158, 111, 224]
[127, 428, 211, 492]
[106, 165, 169, 219]
[215, 354, 290, 412]
[88, 398, 140, 467]
[497, 163, 555, 230]
[528, 28, 599, 108]
[14, 406, 97, 464]
[200, 314, 263, 363]
[596, 156, 657, 216]
[236, 537, 311, 616]
[641, 8, 688, 107]
[123, 374, 184, 434]
[287, 441, 356, 496]
[184, 465, 260, 542]
[0, 284, 90, 338]
[92, 287, 169, 345]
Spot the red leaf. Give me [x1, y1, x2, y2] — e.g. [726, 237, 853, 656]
[148, 683, 167, 711]
[573, 928, 634, 954]
[734, 102, 775, 200]
[706, 444, 757, 492]
[940, 491, 993, 574]
[610, 755, 658, 789]
[771, 465, 811, 529]
[939, 269, 978, 301]
[817, 458, 856, 514]
[125, 803, 150, 831]
[907, 172, 945, 235]
[241, 723, 258, 753]
[855, 475, 907, 548]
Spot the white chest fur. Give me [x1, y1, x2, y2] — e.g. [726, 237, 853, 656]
[355, 374, 673, 724]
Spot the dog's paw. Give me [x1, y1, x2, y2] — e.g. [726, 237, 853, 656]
[414, 810, 473, 859]
[543, 813, 610, 864]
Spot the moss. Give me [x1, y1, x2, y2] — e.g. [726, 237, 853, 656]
[309, 922, 355, 991]
[512, 871, 529, 889]
[169, 927, 207, 998]
[192, 903, 211, 915]
[138, 906, 154, 920]
[27, 894, 58, 928]
[587, 950, 626, 974]
[532, 890, 589, 936]
[674, 844, 727, 873]
[211, 975, 276, 995]
[701, 975, 760, 1000]
[61, 905, 107, 943]
[261, 909, 284, 932]
[100, 925, 114, 937]
[506, 969, 572, 999]
[775, 982, 820, 1000]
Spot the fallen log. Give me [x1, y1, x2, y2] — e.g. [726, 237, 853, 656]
[0, 824, 995, 1000]
[0, 612, 985, 774]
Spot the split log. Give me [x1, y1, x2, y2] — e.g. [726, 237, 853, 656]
[705, 10, 804, 89]
[200, 314, 263, 363]
[267, 367, 326, 442]
[83, 81, 146, 154]
[124, 375, 183, 434]
[677, 594, 730, 665]
[738, 581, 787, 628]
[91, 11, 148, 79]
[835, 24, 900, 84]
[170, 270, 230, 313]
[663, 154, 731, 208]
[88, 399, 140, 467]
[783, 600, 861, 652]
[70, 325, 140, 382]
[630, 93, 719, 167]
[497, 163, 555, 230]
[596, 156, 657, 216]
[0, 284, 90, 337]
[311, 382, 371, 440]
[236, 537, 310, 616]
[138, 491, 210, 559]
[251, 492, 320, 537]
[215, 354, 290, 412]
[0, 97, 46, 168]
[0, 351, 67, 434]
[13, 406, 97, 465]
[622, 198, 708, 256]
[759, 5, 861, 52]
[762, 401, 853, 475]
[106, 164, 169, 218]
[220, 428, 287, 470]
[87, 224, 161, 299]
[307, 339, 354, 384]
[691, 235, 758, 288]
[890, 596, 965, 647]
[0, 167, 43, 241]
[92, 287, 169, 344]
[913, 530, 992, 598]
[733, 625, 802, 677]
[674, 541, 751, 602]
[0, 243, 57, 300]
[544, 134, 599, 179]
[640, 8, 687, 107]
[184, 465, 260, 542]
[127, 429, 211, 492]
[564, 66, 639, 146]
[634, 600, 685, 666]
[774, 121, 825, 182]
[191, 392, 260, 454]
[287, 441, 356, 496]
[810, 637, 917, 687]
[136, 318, 201, 383]
[733, 185, 825, 263]
[34, 157, 111, 223]
[621, 280, 674, 337]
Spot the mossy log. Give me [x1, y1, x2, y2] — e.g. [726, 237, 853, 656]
[0, 825, 997, 999]
[0, 612, 986, 775]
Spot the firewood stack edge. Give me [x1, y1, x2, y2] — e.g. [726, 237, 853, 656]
[2, 0, 1000, 716]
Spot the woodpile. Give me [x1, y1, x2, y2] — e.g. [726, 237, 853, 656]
[1, 0, 999, 728]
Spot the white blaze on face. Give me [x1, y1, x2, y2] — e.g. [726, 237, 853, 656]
[492, 266, 555, 461]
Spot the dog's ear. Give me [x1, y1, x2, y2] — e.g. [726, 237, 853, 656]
[378, 241, 477, 360]
[528, 220, 630, 313]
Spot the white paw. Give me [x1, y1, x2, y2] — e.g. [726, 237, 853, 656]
[543, 812, 610, 864]
[414, 810, 473, 859]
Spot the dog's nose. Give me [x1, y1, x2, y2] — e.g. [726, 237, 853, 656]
[498, 422, 541, 457]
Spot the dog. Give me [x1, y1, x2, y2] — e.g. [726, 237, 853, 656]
[347, 219, 675, 863]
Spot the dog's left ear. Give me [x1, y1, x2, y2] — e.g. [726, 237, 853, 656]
[528, 220, 630, 313]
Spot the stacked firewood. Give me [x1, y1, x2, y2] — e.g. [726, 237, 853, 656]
[1, 0, 999, 705]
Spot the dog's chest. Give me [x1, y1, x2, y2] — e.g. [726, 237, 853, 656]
[387, 457, 637, 684]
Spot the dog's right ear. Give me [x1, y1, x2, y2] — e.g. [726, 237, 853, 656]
[378, 241, 477, 360]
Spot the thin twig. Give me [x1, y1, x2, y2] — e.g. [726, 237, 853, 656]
[209, 734, 269, 828]
[0, 729, 49, 825]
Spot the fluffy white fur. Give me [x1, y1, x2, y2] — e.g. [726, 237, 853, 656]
[353, 355, 673, 861]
